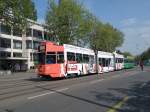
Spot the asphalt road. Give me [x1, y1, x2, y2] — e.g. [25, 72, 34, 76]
[0, 67, 150, 112]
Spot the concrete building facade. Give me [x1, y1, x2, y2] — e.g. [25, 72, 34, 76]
[0, 20, 53, 71]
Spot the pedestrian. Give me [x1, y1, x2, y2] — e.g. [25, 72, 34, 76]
[139, 60, 144, 71]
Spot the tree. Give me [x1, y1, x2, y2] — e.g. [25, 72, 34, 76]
[86, 18, 124, 73]
[122, 51, 133, 58]
[46, 0, 93, 45]
[88, 21, 124, 52]
[140, 47, 150, 60]
[46, 0, 124, 73]
[0, 0, 37, 28]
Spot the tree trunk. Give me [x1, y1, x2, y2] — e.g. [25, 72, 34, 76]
[94, 49, 99, 74]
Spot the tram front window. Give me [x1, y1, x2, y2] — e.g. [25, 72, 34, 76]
[38, 53, 45, 64]
[46, 54, 56, 64]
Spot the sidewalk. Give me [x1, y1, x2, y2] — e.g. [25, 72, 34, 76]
[0, 69, 37, 80]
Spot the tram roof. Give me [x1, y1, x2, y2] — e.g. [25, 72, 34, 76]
[64, 44, 94, 55]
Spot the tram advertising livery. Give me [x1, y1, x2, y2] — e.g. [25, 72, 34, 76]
[37, 41, 124, 78]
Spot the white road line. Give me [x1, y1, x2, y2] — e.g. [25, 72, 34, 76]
[28, 88, 69, 100]
[90, 79, 105, 84]
[28, 92, 55, 100]
[57, 88, 69, 92]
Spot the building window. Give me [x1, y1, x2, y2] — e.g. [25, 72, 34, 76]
[26, 40, 32, 49]
[0, 37, 11, 48]
[33, 41, 39, 50]
[44, 32, 48, 40]
[44, 32, 53, 41]
[13, 27, 22, 37]
[13, 40, 22, 49]
[1, 24, 11, 35]
[33, 29, 43, 39]
[26, 28, 32, 37]
[13, 52, 22, 57]
[0, 51, 11, 57]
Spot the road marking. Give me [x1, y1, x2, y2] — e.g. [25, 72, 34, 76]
[57, 88, 69, 92]
[28, 88, 69, 100]
[107, 96, 129, 112]
[90, 79, 105, 84]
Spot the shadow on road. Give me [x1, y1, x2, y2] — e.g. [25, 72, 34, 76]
[110, 81, 150, 112]
[24, 77, 65, 82]
[36, 86, 122, 111]
[91, 80, 150, 112]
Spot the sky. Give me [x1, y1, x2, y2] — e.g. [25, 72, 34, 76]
[33, 0, 150, 55]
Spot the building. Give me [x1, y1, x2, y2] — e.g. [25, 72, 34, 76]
[0, 20, 53, 71]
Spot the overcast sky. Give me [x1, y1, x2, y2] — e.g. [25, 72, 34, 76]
[33, 0, 150, 55]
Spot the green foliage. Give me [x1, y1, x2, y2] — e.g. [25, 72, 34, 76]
[89, 21, 124, 52]
[140, 47, 150, 60]
[135, 48, 150, 63]
[46, 0, 94, 45]
[0, 0, 37, 28]
[122, 51, 133, 58]
[46, 0, 124, 52]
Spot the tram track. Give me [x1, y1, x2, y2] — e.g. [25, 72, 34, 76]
[0, 68, 138, 102]
[0, 85, 58, 101]
[0, 75, 96, 101]
[0, 78, 50, 90]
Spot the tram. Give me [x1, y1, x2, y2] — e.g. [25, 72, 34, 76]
[37, 41, 124, 78]
[113, 52, 124, 70]
[124, 56, 135, 69]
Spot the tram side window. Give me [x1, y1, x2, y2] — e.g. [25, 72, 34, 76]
[57, 52, 64, 63]
[83, 54, 89, 63]
[118, 58, 121, 63]
[108, 58, 111, 66]
[118, 58, 122, 63]
[121, 58, 124, 63]
[76, 53, 82, 63]
[115, 58, 118, 63]
[105, 59, 108, 67]
[46, 52, 56, 64]
[105, 58, 111, 67]
[99, 58, 102, 65]
[102, 58, 106, 67]
[67, 52, 75, 61]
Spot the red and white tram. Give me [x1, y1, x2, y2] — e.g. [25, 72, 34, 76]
[98, 51, 114, 73]
[38, 41, 95, 78]
[113, 52, 124, 70]
[37, 41, 124, 78]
